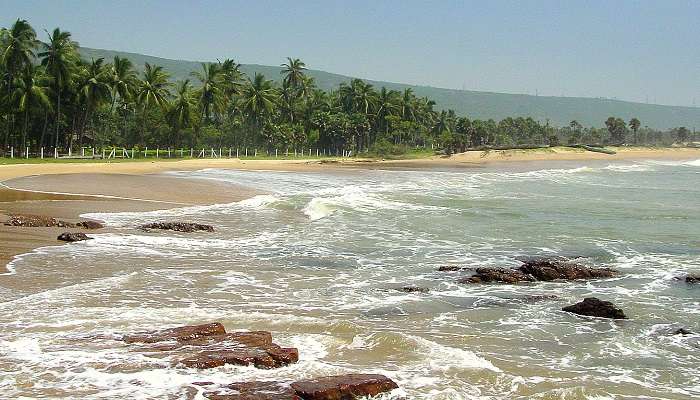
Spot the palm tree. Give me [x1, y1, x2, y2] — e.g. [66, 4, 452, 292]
[136, 62, 170, 143]
[192, 63, 221, 125]
[281, 57, 306, 89]
[0, 19, 38, 147]
[629, 118, 640, 144]
[39, 27, 78, 148]
[108, 56, 137, 114]
[12, 65, 51, 153]
[375, 87, 399, 134]
[238, 73, 278, 137]
[400, 88, 416, 121]
[168, 79, 193, 146]
[77, 58, 111, 147]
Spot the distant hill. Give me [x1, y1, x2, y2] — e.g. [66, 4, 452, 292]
[79, 47, 700, 130]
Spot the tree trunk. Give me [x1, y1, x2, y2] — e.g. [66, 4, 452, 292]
[55, 88, 61, 149]
[22, 108, 29, 156]
[40, 109, 49, 149]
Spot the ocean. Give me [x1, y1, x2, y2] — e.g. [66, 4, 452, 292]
[1, 159, 699, 399]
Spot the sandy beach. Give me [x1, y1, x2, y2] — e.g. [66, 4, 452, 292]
[1, 146, 699, 271]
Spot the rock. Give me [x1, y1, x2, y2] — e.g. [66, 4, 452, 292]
[122, 323, 298, 370]
[204, 381, 301, 400]
[123, 322, 226, 344]
[562, 297, 627, 319]
[459, 267, 534, 284]
[518, 259, 617, 281]
[76, 220, 104, 229]
[140, 222, 214, 233]
[684, 274, 700, 284]
[5, 214, 74, 228]
[520, 294, 559, 303]
[291, 374, 398, 400]
[57, 232, 91, 242]
[437, 266, 465, 272]
[396, 286, 429, 293]
[674, 328, 692, 335]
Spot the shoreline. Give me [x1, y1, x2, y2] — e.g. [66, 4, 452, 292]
[1, 146, 699, 271]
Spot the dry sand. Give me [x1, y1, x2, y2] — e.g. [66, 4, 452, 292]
[1, 146, 699, 271]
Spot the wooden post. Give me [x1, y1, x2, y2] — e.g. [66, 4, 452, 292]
[275, 149, 278, 158]
[245, 148, 248, 157]
[26, 147, 29, 158]
[316, 148, 319, 156]
[10, 147, 13, 158]
[144, 147, 148, 158]
[102, 148, 105, 159]
[168, 148, 171, 158]
[254, 149, 257, 157]
[236, 148, 239, 158]
[68, 147, 71, 157]
[228, 148, 232, 158]
[55, 148, 58, 158]
[156, 148, 159, 158]
[81, 147, 85, 157]
[40, 147, 44, 159]
[92, 147, 95, 157]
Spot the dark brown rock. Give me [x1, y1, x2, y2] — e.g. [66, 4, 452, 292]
[438, 266, 465, 272]
[674, 328, 692, 335]
[562, 297, 627, 319]
[397, 286, 429, 293]
[57, 232, 91, 242]
[460, 267, 534, 284]
[5, 214, 74, 228]
[291, 374, 398, 400]
[518, 259, 617, 281]
[684, 274, 700, 284]
[123, 322, 226, 344]
[76, 220, 104, 229]
[205, 381, 301, 400]
[140, 222, 214, 232]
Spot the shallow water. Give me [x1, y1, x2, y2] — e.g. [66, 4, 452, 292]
[1, 159, 699, 399]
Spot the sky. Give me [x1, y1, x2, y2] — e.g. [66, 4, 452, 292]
[2, 0, 699, 107]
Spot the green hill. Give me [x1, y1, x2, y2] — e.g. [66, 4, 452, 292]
[79, 47, 700, 130]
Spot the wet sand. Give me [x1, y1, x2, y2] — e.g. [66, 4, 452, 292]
[1, 146, 698, 272]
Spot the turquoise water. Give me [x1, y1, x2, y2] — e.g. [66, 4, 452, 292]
[1, 159, 699, 399]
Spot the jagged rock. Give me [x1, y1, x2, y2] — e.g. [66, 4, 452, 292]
[562, 297, 627, 319]
[122, 323, 298, 370]
[518, 259, 617, 281]
[123, 322, 226, 344]
[683, 274, 700, 284]
[290, 374, 398, 400]
[397, 286, 429, 293]
[459, 267, 534, 284]
[204, 381, 301, 400]
[5, 214, 74, 228]
[438, 266, 465, 272]
[57, 232, 91, 242]
[674, 328, 692, 335]
[140, 222, 214, 232]
[76, 220, 104, 229]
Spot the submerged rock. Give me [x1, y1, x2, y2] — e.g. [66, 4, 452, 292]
[674, 328, 693, 335]
[122, 323, 298, 370]
[5, 214, 74, 228]
[396, 286, 429, 294]
[76, 220, 104, 229]
[290, 374, 399, 400]
[140, 222, 215, 232]
[518, 259, 617, 281]
[57, 232, 91, 242]
[437, 266, 465, 272]
[562, 297, 627, 319]
[204, 381, 301, 400]
[459, 267, 534, 284]
[683, 274, 700, 284]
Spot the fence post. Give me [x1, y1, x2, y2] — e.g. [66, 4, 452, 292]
[156, 148, 159, 158]
[275, 149, 278, 158]
[40, 147, 44, 159]
[144, 147, 148, 158]
[228, 148, 232, 158]
[55, 148, 58, 158]
[236, 148, 239, 158]
[168, 148, 171, 158]
[92, 147, 95, 157]
[102, 148, 105, 159]
[10, 147, 13, 158]
[254, 149, 257, 157]
[245, 148, 248, 157]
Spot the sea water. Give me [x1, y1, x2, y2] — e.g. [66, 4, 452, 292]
[0, 159, 698, 399]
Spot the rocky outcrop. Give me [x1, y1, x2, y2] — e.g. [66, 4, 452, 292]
[122, 323, 297, 370]
[291, 374, 399, 400]
[5, 214, 74, 228]
[459, 267, 534, 284]
[462, 258, 617, 284]
[202, 374, 398, 400]
[518, 259, 617, 281]
[57, 232, 91, 242]
[76, 220, 104, 229]
[681, 274, 700, 284]
[562, 297, 627, 319]
[140, 222, 214, 233]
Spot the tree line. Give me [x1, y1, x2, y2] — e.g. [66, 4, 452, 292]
[1, 19, 696, 157]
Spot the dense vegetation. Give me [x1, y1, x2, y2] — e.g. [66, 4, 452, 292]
[1, 20, 697, 157]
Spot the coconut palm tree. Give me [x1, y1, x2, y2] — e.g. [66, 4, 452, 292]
[108, 56, 137, 114]
[629, 118, 640, 144]
[281, 57, 306, 90]
[77, 58, 111, 146]
[39, 27, 78, 148]
[136, 62, 170, 142]
[12, 65, 51, 153]
[374, 87, 399, 134]
[168, 79, 193, 146]
[238, 73, 277, 137]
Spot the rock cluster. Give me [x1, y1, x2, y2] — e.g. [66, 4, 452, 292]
[57, 232, 91, 242]
[457, 259, 617, 284]
[76, 220, 104, 229]
[396, 286, 429, 293]
[123, 323, 297, 370]
[562, 297, 627, 319]
[140, 222, 215, 233]
[4, 214, 74, 227]
[201, 374, 399, 400]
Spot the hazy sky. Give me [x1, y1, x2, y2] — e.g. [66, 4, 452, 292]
[2, 0, 699, 106]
